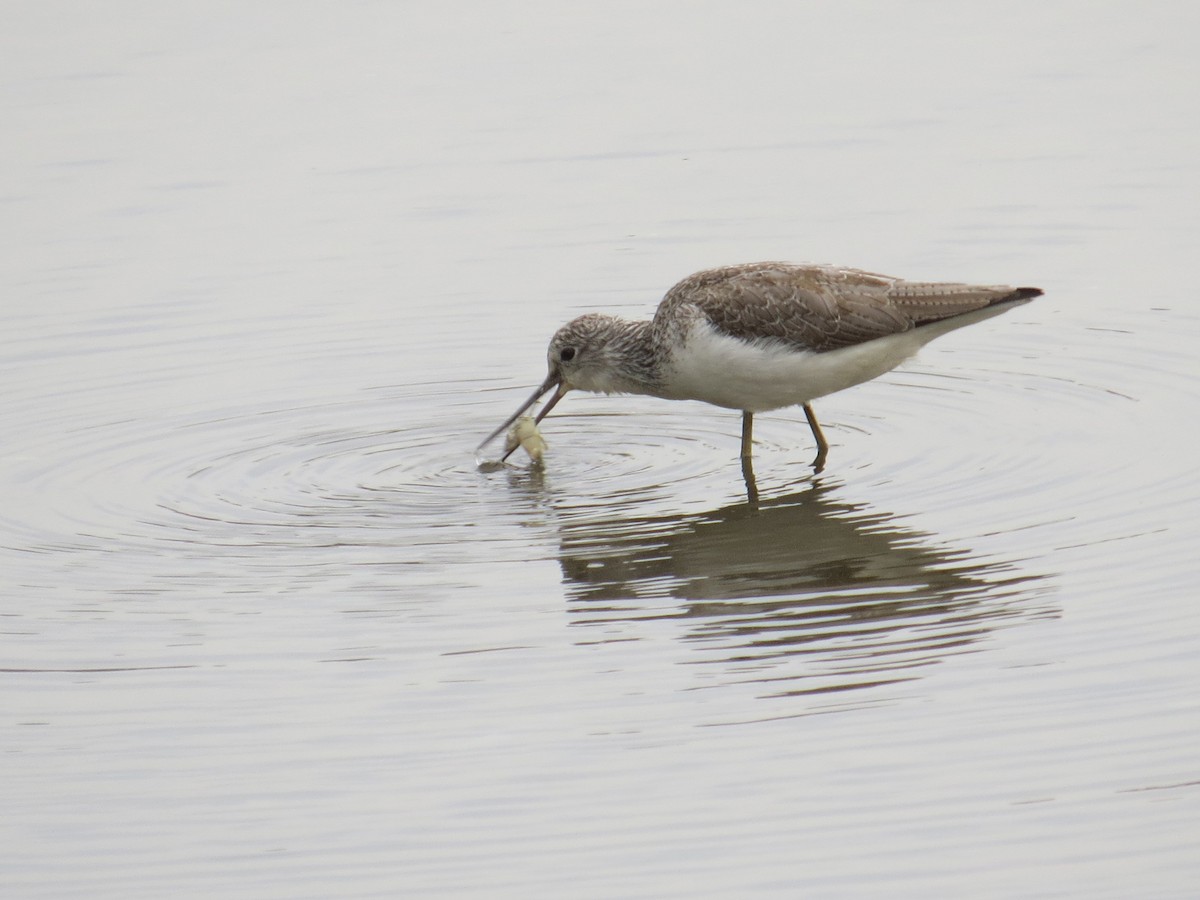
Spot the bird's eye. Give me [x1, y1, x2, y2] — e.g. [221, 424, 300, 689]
[559, 347, 576, 363]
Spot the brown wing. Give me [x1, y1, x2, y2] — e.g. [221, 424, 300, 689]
[657, 263, 1039, 352]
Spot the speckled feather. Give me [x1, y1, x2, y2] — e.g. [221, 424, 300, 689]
[657, 263, 1040, 352]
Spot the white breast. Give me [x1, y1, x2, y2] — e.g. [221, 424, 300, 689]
[660, 320, 933, 412]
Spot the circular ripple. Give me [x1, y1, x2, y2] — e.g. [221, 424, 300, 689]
[6, 301, 1196, 649]
[8, 383, 493, 563]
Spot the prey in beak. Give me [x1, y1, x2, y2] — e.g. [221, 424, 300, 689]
[476, 372, 569, 462]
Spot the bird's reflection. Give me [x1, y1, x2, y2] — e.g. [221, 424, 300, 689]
[552, 477, 1049, 697]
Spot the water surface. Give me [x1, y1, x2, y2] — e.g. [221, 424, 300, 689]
[4, 2, 1199, 897]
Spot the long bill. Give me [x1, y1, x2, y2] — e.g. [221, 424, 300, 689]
[476, 373, 570, 459]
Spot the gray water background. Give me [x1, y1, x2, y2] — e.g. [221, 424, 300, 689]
[3, 2, 1199, 897]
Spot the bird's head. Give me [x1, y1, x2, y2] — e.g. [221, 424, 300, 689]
[476, 313, 636, 459]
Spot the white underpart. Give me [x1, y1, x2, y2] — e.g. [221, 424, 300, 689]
[661, 303, 1020, 412]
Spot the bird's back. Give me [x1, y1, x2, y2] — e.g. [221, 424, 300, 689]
[656, 263, 1040, 352]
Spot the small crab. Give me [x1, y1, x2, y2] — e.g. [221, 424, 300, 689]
[503, 416, 547, 464]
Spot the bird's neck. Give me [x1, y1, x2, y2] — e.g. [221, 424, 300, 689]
[599, 318, 663, 396]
